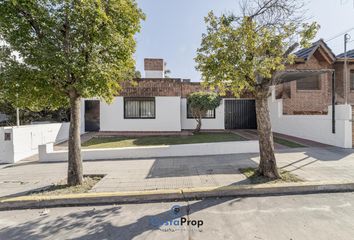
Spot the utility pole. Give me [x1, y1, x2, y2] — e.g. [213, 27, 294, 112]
[344, 33, 351, 104]
[16, 107, 19, 127]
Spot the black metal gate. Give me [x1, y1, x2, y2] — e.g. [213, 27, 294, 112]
[84, 100, 100, 132]
[225, 99, 257, 129]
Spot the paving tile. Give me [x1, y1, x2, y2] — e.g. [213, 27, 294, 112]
[2, 147, 354, 197]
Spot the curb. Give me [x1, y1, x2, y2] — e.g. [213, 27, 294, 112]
[1, 181, 354, 210]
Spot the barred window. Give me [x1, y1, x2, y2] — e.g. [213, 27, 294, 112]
[187, 103, 216, 119]
[296, 75, 321, 90]
[124, 98, 155, 119]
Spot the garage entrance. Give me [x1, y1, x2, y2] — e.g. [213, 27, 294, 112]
[225, 99, 257, 129]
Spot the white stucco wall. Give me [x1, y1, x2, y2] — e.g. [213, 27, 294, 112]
[269, 90, 352, 148]
[181, 98, 225, 130]
[0, 128, 14, 163]
[0, 123, 70, 164]
[99, 96, 181, 132]
[39, 140, 259, 162]
[145, 70, 164, 78]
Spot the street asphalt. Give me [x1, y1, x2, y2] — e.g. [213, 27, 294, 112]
[1, 192, 354, 240]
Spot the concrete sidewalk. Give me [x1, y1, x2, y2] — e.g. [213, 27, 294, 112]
[1, 147, 354, 198]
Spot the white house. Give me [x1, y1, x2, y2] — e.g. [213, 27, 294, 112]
[80, 58, 257, 133]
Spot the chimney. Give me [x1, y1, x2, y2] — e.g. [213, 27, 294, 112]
[144, 58, 165, 78]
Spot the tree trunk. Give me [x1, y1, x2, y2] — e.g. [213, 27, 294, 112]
[255, 86, 280, 179]
[194, 117, 202, 133]
[67, 89, 83, 186]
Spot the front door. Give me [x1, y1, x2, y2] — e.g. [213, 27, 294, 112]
[85, 100, 100, 132]
[225, 99, 257, 129]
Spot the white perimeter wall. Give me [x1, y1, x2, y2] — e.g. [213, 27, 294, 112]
[269, 90, 352, 148]
[39, 141, 259, 162]
[99, 96, 181, 132]
[181, 98, 225, 130]
[145, 70, 164, 78]
[0, 123, 70, 163]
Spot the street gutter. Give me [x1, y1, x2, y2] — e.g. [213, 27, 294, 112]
[1, 181, 354, 210]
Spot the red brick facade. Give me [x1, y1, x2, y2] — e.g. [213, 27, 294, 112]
[334, 61, 354, 105]
[118, 78, 253, 98]
[276, 43, 344, 115]
[144, 59, 164, 71]
[119, 78, 207, 98]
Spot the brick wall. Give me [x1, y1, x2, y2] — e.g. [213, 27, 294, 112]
[348, 63, 354, 104]
[144, 59, 164, 71]
[118, 78, 254, 98]
[278, 52, 333, 115]
[118, 78, 209, 97]
[119, 79, 182, 97]
[335, 62, 354, 105]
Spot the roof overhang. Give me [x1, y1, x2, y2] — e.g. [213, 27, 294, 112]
[294, 40, 336, 64]
[335, 58, 354, 63]
[274, 69, 335, 84]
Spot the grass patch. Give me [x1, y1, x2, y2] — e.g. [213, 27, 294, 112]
[29, 175, 103, 196]
[82, 132, 246, 149]
[274, 137, 306, 148]
[240, 168, 303, 184]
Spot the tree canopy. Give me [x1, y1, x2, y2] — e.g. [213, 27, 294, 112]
[188, 92, 221, 112]
[0, 0, 145, 185]
[0, 0, 145, 109]
[195, 3, 319, 97]
[187, 91, 221, 132]
[195, 0, 319, 178]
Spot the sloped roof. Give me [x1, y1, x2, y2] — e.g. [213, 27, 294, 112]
[294, 39, 336, 62]
[337, 49, 354, 59]
[294, 44, 317, 59]
[274, 69, 334, 84]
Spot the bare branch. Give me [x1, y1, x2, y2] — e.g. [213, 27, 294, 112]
[240, 0, 308, 29]
[17, 8, 43, 39]
[283, 42, 299, 58]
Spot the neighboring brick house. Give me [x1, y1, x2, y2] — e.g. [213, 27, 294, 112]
[276, 39, 337, 115]
[276, 39, 354, 115]
[334, 50, 354, 105]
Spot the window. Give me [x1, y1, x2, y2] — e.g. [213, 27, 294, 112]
[296, 75, 321, 90]
[124, 97, 155, 119]
[187, 103, 216, 119]
[4, 133, 11, 141]
[350, 71, 354, 90]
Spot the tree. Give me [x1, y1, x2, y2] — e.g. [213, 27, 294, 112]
[134, 70, 142, 78]
[0, 100, 70, 126]
[187, 92, 221, 133]
[0, 0, 145, 185]
[195, 0, 318, 178]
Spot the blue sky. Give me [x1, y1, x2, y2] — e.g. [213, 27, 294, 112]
[135, 0, 354, 81]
